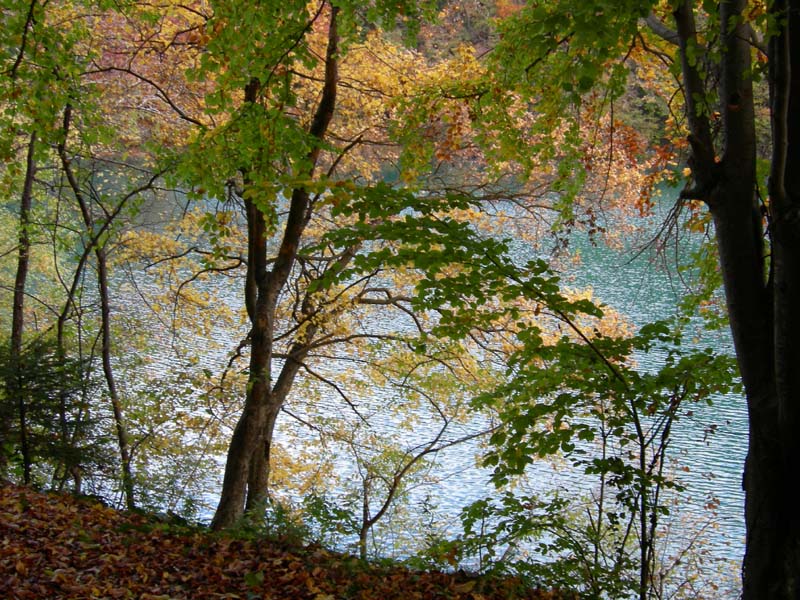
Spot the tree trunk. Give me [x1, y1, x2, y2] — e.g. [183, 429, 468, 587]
[745, 1, 800, 595]
[4, 132, 37, 481]
[673, 0, 800, 595]
[211, 5, 339, 530]
[359, 475, 372, 560]
[58, 105, 136, 509]
[96, 245, 136, 510]
[245, 400, 280, 513]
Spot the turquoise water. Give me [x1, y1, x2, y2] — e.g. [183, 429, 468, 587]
[563, 203, 746, 569]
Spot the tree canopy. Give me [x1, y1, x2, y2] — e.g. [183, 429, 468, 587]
[2, 0, 793, 597]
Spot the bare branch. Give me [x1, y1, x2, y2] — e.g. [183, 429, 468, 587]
[300, 362, 369, 424]
[85, 65, 205, 127]
[643, 13, 680, 45]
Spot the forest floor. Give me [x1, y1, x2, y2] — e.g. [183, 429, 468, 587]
[1, 483, 573, 599]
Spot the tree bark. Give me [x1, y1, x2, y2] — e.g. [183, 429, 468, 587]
[96, 244, 136, 510]
[673, 0, 800, 596]
[211, 5, 339, 530]
[58, 105, 136, 510]
[4, 132, 37, 481]
[756, 0, 800, 595]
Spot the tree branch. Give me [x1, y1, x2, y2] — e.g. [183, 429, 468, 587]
[85, 65, 205, 127]
[5, 0, 37, 79]
[643, 13, 679, 45]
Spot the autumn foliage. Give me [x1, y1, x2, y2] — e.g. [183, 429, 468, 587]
[0, 484, 573, 599]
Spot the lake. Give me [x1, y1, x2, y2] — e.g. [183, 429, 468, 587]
[268, 192, 748, 579]
[127, 187, 747, 590]
[566, 197, 747, 558]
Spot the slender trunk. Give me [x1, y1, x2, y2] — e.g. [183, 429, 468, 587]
[58, 104, 135, 509]
[629, 401, 648, 600]
[5, 132, 37, 481]
[96, 245, 135, 509]
[52, 157, 155, 496]
[359, 475, 371, 560]
[55, 245, 88, 493]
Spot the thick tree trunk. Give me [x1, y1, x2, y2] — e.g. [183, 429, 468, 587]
[211, 191, 273, 528]
[671, 0, 800, 596]
[211, 5, 339, 530]
[745, 1, 800, 595]
[245, 401, 280, 513]
[714, 1, 786, 589]
[709, 19, 772, 567]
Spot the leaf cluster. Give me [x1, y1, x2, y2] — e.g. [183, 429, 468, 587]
[317, 183, 602, 343]
[479, 319, 739, 483]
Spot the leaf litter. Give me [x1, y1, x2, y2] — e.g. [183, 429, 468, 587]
[1, 483, 575, 599]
